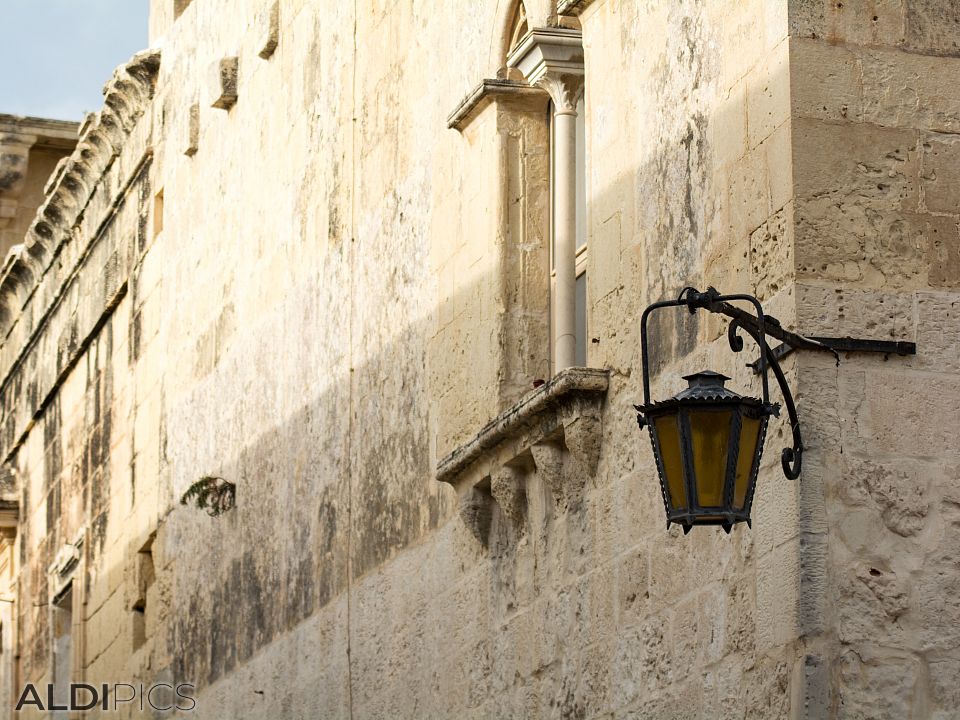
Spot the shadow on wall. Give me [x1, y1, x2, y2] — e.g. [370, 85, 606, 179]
[20, 11, 955, 717]
[151, 45, 802, 711]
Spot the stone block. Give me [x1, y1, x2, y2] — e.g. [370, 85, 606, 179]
[610, 612, 673, 709]
[915, 523, 960, 653]
[709, 79, 748, 171]
[209, 57, 239, 110]
[846, 457, 928, 537]
[929, 659, 960, 717]
[842, 368, 960, 457]
[862, 50, 960, 133]
[914, 292, 960, 373]
[920, 131, 960, 214]
[837, 563, 910, 646]
[614, 546, 649, 627]
[795, 284, 914, 342]
[837, 653, 922, 720]
[723, 574, 755, 655]
[592, 210, 622, 302]
[790, 38, 863, 123]
[793, 118, 918, 209]
[794, 120, 928, 286]
[182, 103, 199, 156]
[925, 215, 960, 287]
[755, 540, 799, 652]
[752, 453, 800, 554]
[750, 203, 793, 301]
[727, 144, 770, 242]
[257, 1, 280, 59]
[904, 0, 960, 57]
[745, 40, 791, 149]
[790, 0, 905, 46]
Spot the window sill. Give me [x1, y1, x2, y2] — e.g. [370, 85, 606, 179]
[436, 367, 609, 544]
[446, 78, 547, 132]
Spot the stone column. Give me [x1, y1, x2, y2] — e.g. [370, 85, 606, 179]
[507, 28, 584, 372]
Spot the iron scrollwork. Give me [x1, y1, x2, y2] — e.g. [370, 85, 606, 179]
[639, 286, 803, 480]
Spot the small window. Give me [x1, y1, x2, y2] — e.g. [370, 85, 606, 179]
[153, 189, 164, 238]
[174, 0, 193, 19]
[507, 2, 529, 55]
[52, 586, 73, 719]
[575, 270, 587, 366]
[132, 534, 156, 651]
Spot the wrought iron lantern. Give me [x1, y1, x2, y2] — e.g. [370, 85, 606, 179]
[635, 287, 915, 534]
[638, 370, 773, 533]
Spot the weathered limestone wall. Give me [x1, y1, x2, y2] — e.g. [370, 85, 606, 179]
[0, 50, 161, 719]
[0, 1, 956, 719]
[788, 2, 960, 716]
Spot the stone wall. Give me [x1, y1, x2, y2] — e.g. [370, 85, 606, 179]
[0, 1, 956, 719]
[788, 1, 960, 716]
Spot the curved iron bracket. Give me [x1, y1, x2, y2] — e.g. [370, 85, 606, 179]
[639, 287, 802, 479]
[726, 315, 802, 479]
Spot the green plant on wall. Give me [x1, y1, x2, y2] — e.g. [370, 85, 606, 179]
[179, 476, 236, 517]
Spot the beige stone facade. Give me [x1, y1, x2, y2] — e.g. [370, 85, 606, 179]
[0, 0, 958, 718]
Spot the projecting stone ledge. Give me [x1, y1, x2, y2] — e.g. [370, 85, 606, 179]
[446, 78, 546, 131]
[437, 367, 608, 545]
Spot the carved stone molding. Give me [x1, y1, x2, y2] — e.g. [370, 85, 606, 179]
[209, 57, 239, 110]
[506, 26, 584, 113]
[0, 49, 160, 337]
[437, 367, 608, 545]
[257, 1, 280, 59]
[534, 73, 584, 115]
[557, 0, 599, 16]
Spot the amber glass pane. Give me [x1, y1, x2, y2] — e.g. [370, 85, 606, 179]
[689, 409, 733, 508]
[653, 415, 686, 511]
[734, 416, 763, 510]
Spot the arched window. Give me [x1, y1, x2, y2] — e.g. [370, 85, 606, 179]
[508, 24, 587, 372]
[507, 3, 529, 59]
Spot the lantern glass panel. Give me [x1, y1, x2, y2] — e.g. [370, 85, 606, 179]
[689, 409, 733, 507]
[653, 415, 686, 511]
[733, 415, 763, 510]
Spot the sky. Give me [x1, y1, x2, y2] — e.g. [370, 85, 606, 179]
[0, 0, 150, 121]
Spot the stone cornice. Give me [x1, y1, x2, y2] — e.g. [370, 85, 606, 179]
[0, 49, 160, 341]
[506, 27, 584, 113]
[446, 78, 548, 131]
[507, 27, 584, 83]
[437, 366, 608, 484]
[0, 115, 79, 150]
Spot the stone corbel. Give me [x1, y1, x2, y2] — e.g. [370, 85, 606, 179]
[458, 484, 493, 545]
[438, 367, 608, 546]
[561, 395, 602, 477]
[490, 463, 528, 529]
